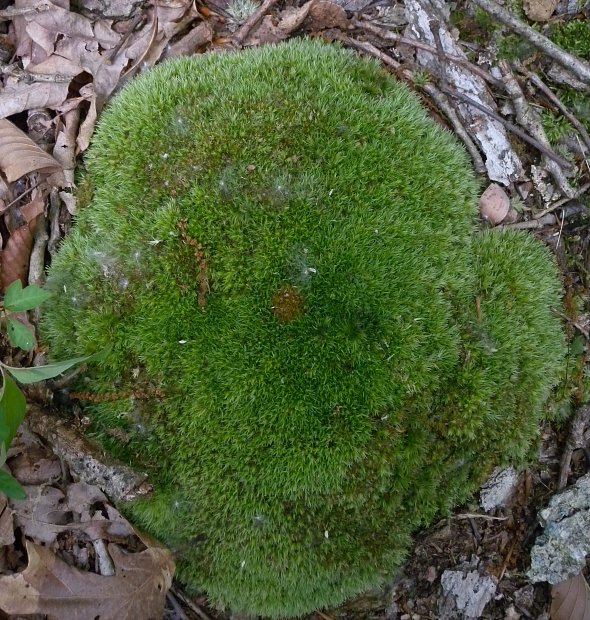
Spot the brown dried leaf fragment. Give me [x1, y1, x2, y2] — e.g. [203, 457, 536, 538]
[0, 224, 34, 288]
[307, 1, 348, 30]
[0, 540, 174, 620]
[523, 0, 559, 21]
[551, 573, 590, 620]
[0, 81, 70, 119]
[0, 119, 63, 182]
[0, 494, 15, 546]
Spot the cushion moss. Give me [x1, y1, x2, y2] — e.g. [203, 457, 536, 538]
[40, 39, 566, 617]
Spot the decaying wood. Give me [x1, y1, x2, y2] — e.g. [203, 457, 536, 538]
[404, 0, 523, 185]
[25, 404, 152, 502]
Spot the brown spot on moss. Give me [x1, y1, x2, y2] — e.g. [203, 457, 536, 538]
[271, 285, 304, 323]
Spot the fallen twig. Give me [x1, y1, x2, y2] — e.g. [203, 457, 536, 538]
[26, 404, 152, 502]
[456, 513, 508, 521]
[499, 61, 576, 198]
[558, 403, 590, 490]
[354, 18, 504, 89]
[518, 64, 590, 154]
[232, 0, 280, 46]
[439, 85, 574, 170]
[421, 83, 487, 174]
[170, 586, 214, 620]
[533, 182, 590, 219]
[471, 0, 590, 86]
[502, 213, 558, 229]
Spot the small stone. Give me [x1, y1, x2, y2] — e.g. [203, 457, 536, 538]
[479, 183, 510, 225]
[426, 565, 438, 583]
[479, 467, 520, 512]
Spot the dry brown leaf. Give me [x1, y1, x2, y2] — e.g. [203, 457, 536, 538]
[0, 223, 33, 288]
[0, 494, 15, 546]
[276, 1, 314, 34]
[0, 119, 63, 182]
[20, 192, 45, 224]
[0, 540, 174, 620]
[53, 108, 79, 186]
[307, 0, 348, 30]
[0, 80, 70, 119]
[523, 0, 559, 21]
[551, 574, 590, 620]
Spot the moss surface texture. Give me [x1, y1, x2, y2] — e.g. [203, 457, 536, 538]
[41, 39, 566, 618]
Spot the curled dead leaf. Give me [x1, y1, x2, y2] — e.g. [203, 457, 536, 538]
[0, 119, 63, 182]
[0, 494, 15, 546]
[0, 540, 174, 620]
[551, 573, 590, 620]
[0, 223, 34, 288]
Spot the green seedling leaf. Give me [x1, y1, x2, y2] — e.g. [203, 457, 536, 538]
[4, 280, 52, 312]
[1, 349, 108, 384]
[0, 468, 25, 500]
[6, 317, 34, 351]
[0, 372, 26, 452]
[570, 335, 586, 357]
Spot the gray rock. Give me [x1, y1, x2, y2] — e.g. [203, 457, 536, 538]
[439, 559, 497, 619]
[529, 472, 590, 584]
[479, 467, 520, 512]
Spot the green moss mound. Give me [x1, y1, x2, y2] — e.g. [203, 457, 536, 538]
[41, 39, 566, 618]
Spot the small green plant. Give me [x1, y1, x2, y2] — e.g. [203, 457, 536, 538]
[551, 19, 590, 59]
[40, 40, 566, 617]
[0, 280, 101, 499]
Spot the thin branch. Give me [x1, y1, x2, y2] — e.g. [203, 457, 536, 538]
[456, 513, 508, 521]
[354, 18, 505, 90]
[170, 586, 214, 620]
[502, 213, 557, 229]
[534, 182, 590, 219]
[439, 85, 574, 170]
[499, 60, 576, 198]
[421, 83, 487, 174]
[518, 64, 590, 154]
[232, 0, 280, 46]
[471, 0, 590, 86]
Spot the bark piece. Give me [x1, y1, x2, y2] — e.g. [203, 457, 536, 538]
[404, 0, 523, 185]
[25, 405, 152, 502]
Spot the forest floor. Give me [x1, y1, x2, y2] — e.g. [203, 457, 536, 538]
[0, 0, 588, 618]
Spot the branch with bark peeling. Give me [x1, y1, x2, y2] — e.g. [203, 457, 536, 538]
[25, 404, 152, 502]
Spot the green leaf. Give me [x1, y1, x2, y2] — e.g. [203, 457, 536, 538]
[570, 335, 586, 357]
[0, 468, 25, 500]
[6, 317, 34, 351]
[4, 280, 52, 312]
[0, 372, 26, 452]
[1, 349, 108, 384]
